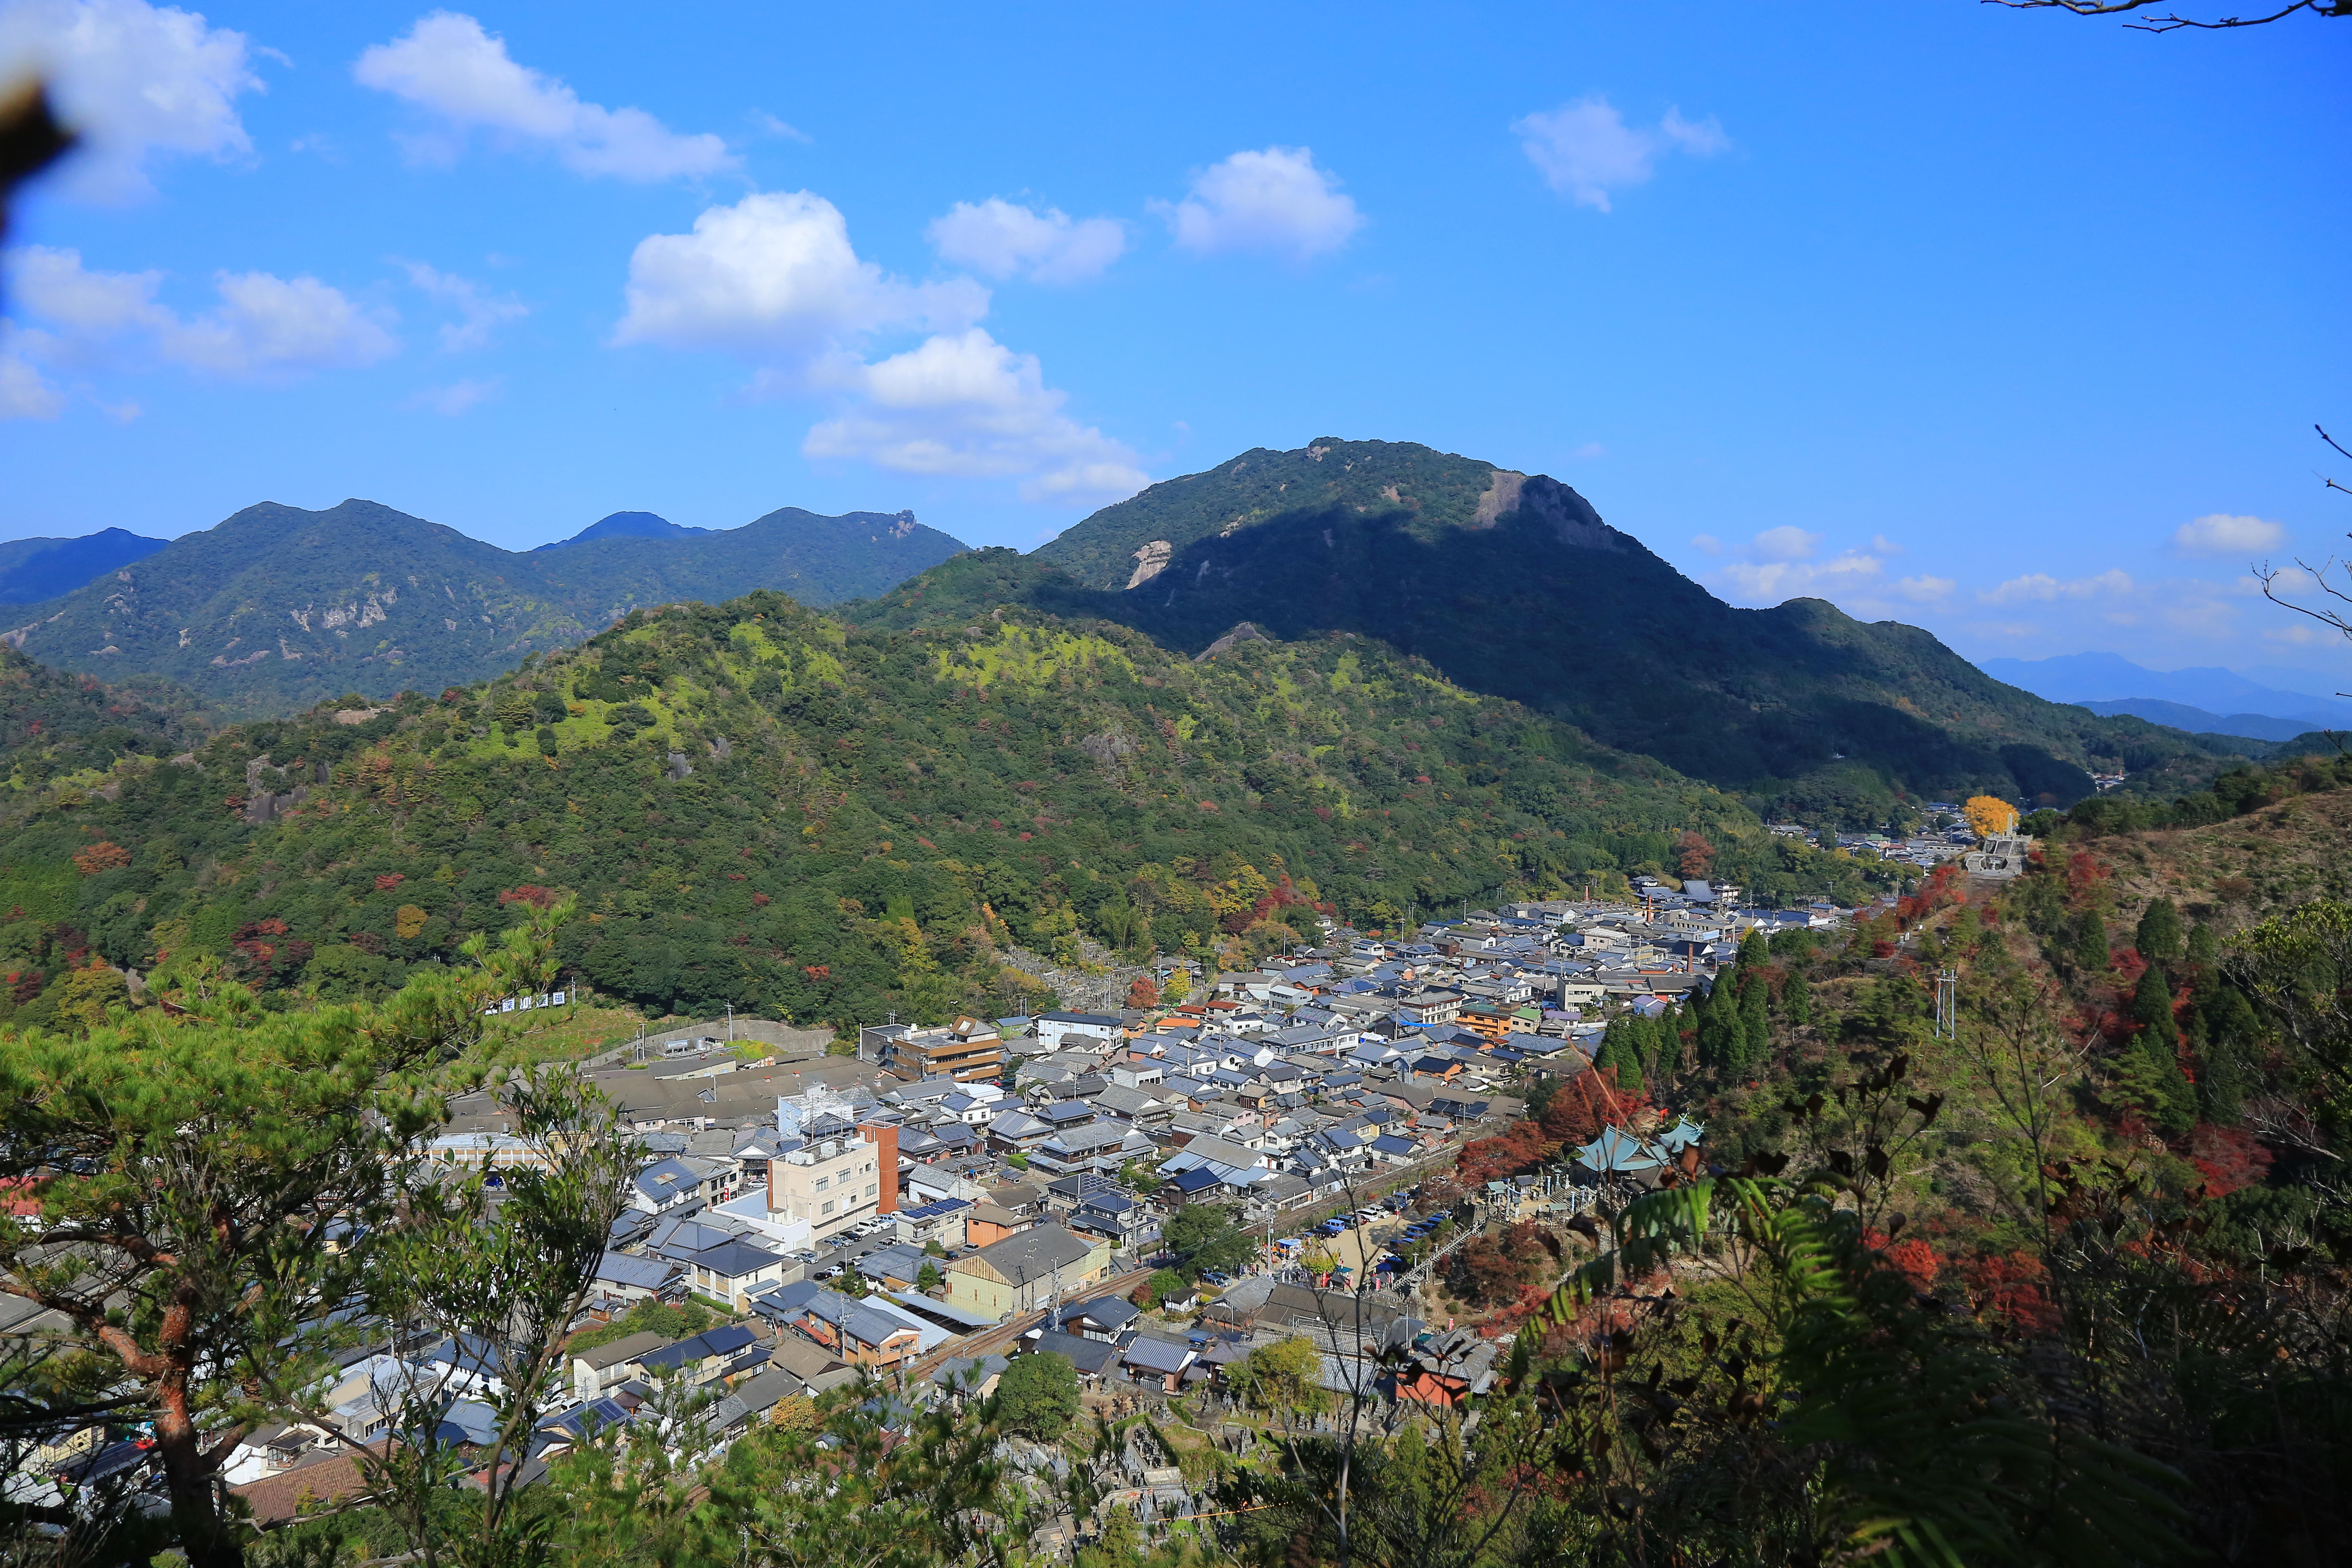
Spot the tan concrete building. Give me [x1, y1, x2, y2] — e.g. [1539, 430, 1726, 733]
[944, 1223, 1111, 1321]
[767, 1116, 897, 1243]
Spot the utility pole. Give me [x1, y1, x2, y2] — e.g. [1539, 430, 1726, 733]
[1933, 970, 1958, 1040]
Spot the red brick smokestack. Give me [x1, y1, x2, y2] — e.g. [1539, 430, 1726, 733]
[859, 1120, 899, 1214]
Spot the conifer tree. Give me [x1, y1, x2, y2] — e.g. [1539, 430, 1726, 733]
[1740, 976, 1770, 1072]
[2136, 898, 2185, 964]
[1595, 1021, 1645, 1095]
[1783, 969, 1813, 1029]
[2074, 912, 2112, 973]
[2123, 962, 2195, 1134]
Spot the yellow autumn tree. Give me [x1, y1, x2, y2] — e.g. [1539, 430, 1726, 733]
[1964, 795, 2019, 838]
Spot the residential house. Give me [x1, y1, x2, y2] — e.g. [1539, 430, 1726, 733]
[855, 1241, 932, 1292]
[572, 1332, 669, 1399]
[1023, 1329, 1121, 1384]
[1120, 1336, 1195, 1393]
[1059, 1295, 1141, 1341]
[1035, 1011, 1124, 1051]
[1067, 1188, 1157, 1249]
[679, 1236, 793, 1310]
[789, 1287, 926, 1370]
[591, 1250, 682, 1306]
[707, 1366, 804, 1437]
[639, 1325, 762, 1387]
[963, 1202, 1029, 1248]
[764, 1333, 858, 1396]
[1092, 1084, 1169, 1128]
[1107, 1059, 1166, 1090]
[628, 1156, 734, 1215]
[985, 1109, 1056, 1156]
[890, 1196, 970, 1250]
[1031, 1120, 1153, 1177]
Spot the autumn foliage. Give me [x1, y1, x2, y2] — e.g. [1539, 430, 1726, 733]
[71, 841, 131, 875]
[1674, 831, 1715, 879]
[1454, 1069, 1653, 1187]
[1963, 795, 2018, 837]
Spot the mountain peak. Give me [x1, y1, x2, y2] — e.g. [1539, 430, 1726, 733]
[534, 510, 713, 551]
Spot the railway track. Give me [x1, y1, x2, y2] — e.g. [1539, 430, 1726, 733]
[902, 1266, 1158, 1384]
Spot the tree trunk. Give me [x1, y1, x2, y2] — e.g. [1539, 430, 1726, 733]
[155, 1368, 240, 1568]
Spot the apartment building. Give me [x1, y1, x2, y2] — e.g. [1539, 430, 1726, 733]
[875, 1017, 1004, 1084]
[765, 1114, 899, 1243]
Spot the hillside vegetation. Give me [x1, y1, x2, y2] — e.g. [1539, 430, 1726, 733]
[1425, 746, 2352, 1565]
[923, 439, 2247, 824]
[0, 499, 964, 715]
[0, 592, 1900, 1034]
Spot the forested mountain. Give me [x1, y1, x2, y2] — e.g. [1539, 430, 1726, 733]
[0, 525, 169, 604]
[0, 592, 1896, 1032]
[884, 438, 2246, 823]
[0, 499, 965, 715]
[2070, 698, 2317, 744]
[531, 510, 714, 550]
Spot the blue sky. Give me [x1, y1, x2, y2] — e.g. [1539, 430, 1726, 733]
[2, 1, 2346, 683]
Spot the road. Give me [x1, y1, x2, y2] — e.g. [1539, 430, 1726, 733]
[901, 1265, 1157, 1384]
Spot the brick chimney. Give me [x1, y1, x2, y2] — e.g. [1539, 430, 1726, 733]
[859, 1120, 899, 1214]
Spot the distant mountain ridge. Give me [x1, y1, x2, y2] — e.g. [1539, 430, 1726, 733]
[871, 437, 2246, 820]
[2, 499, 965, 714]
[2068, 699, 2325, 745]
[0, 527, 170, 604]
[531, 510, 714, 550]
[1978, 653, 2352, 730]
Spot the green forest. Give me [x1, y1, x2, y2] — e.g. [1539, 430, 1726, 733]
[857, 439, 2257, 827]
[0, 592, 1897, 1035]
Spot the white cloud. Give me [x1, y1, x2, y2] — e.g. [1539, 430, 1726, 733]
[353, 11, 733, 180]
[1749, 525, 1820, 562]
[1719, 551, 1883, 603]
[2264, 622, 2336, 648]
[1690, 533, 1722, 556]
[1894, 575, 1955, 603]
[804, 327, 1147, 504]
[2172, 511, 2285, 556]
[613, 190, 985, 370]
[0, 0, 265, 200]
[1513, 96, 1727, 212]
[1152, 146, 1363, 261]
[401, 261, 525, 351]
[618, 194, 1138, 506]
[163, 270, 399, 375]
[405, 374, 498, 415]
[926, 198, 1125, 285]
[9, 244, 398, 379]
[0, 326, 65, 417]
[753, 111, 811, 144]
[1871, 533, 1906, 555]
[1979, 568, 2134, 605]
